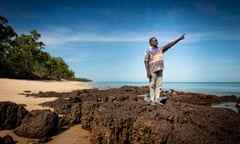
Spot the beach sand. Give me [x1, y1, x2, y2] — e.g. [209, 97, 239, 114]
[0, 78, 91, 144]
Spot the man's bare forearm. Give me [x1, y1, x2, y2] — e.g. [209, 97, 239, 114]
[163, 34, 185, 53]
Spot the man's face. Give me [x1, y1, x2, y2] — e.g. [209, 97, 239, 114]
[150, 38, 158, 48]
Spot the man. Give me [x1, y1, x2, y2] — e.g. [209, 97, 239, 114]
[144, 34, 185, 105]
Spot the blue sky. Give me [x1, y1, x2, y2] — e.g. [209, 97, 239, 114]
[1, 0, 240, 82]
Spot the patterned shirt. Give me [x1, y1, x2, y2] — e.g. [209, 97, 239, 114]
[144, 47, 164, 73]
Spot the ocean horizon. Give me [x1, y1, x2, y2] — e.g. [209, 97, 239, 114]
[89, 81, 240, 97]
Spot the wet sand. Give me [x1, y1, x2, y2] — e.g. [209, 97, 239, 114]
[0, 78, 91, 144]
[0, 124, 91, 144]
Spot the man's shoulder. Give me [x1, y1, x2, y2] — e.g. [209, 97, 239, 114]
[147, 47, 161, 52]
[145, 47, 151, 53]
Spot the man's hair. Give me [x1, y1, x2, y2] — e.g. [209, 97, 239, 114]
[149, 37, 157, 44]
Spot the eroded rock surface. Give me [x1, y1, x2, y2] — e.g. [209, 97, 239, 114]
[15, 110, 58, 138]
[4, 86, 237, 143]
[0, 101, 28, 130]
[37, 86, 240, 144]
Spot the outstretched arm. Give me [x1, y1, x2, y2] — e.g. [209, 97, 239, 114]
[162, 34, 185, 53]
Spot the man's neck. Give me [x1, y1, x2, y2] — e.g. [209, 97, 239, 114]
[151, 46, 158, 48]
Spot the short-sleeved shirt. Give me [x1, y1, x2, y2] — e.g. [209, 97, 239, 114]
[144, 47, 164, 73]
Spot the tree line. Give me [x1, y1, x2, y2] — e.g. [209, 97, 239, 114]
[0, 15, 91, 81]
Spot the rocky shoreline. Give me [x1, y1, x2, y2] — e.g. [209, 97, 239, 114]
[1, 86, 240, 144]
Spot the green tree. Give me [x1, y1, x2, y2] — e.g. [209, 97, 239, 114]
[0, 15, 91, 81]
[33, 51, 51, 78]
[7, 30, 45, 78]
[46, 57, 75, 80]
[8, 29, 77, 80]
[0, 15, 17, 76]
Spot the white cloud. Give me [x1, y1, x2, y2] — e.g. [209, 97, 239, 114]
[186, 31, 240, 43]
[39, 26, 240, 47]
[40, 31, 148, 46]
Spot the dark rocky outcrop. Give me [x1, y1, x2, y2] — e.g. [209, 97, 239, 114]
[84, 99, 240, 144]
[26, 86, 240, 143]
[15, 110, 59, 138]
[0, 101, 29, 130]
[0, 135, 15, 144]
[42, 97, 82, 127]
[168, 90, 240, 106]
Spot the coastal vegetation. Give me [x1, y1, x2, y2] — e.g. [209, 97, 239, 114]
[0, 15, 91, 82]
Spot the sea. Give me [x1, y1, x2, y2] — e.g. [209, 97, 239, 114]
[89, 82, 240, 98]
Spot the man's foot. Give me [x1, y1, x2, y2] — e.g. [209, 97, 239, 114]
[150, 101, 156, 106]
[155, 101, 164, 105]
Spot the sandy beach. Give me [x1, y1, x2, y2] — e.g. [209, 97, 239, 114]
[0, 78, 90, 111]
[0, 78, 91, 144]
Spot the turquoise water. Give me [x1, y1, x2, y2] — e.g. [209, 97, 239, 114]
[89, 82, 240, 97]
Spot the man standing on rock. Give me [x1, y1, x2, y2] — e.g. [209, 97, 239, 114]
[144, 34, 185, 105]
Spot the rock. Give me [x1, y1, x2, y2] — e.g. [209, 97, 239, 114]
[41, 97, 82, 127]
[81, 101, 100, 130]
[0, 101, 29, 130]
[0, 137, 3, 144]
[68, 103, 82, 125]
[89, 102, 137, 144]
[0, 135, 15, 144]
[132, 117, 172, 144]
[38, 137, 52, 143]
[15, 110, 59, 138]
[31, 86, 240, 144]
